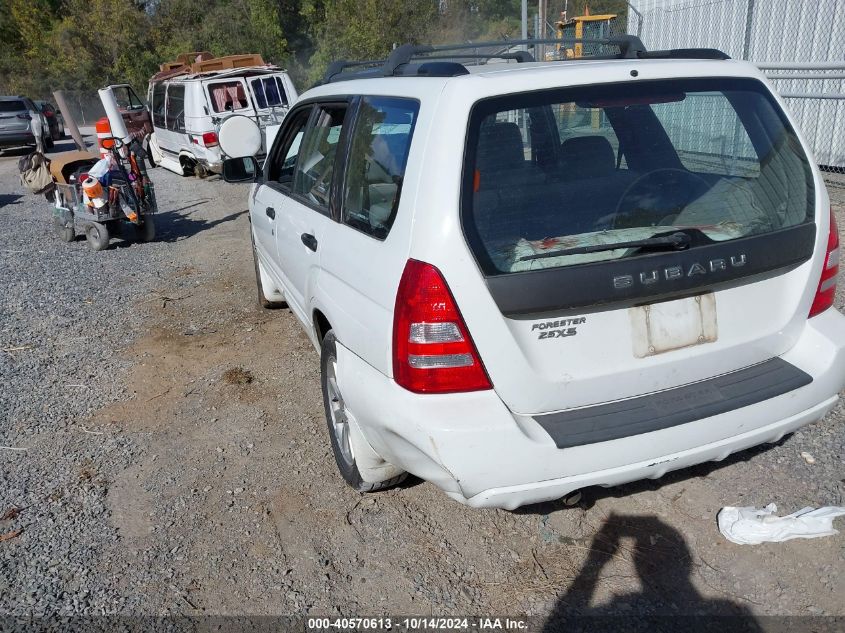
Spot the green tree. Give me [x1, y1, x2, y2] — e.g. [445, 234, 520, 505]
[302, 0, 438, 85]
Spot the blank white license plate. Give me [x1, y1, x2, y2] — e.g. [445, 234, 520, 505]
[629, 293, 718, 358]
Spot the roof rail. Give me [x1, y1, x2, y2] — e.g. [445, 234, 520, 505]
[321, 36, 729, 84]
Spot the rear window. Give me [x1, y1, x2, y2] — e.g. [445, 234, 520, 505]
[208, 81, 250, 113]
[463, 78, 814, 276]
[0, 100, 26, 112]
[251, 76, 288, 109]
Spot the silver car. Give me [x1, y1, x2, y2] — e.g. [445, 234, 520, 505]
[0, 96, 51, 150]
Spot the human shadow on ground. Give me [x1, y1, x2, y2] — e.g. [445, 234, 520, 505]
[0, 194, 22, 209]
[542, 513, 762, 632]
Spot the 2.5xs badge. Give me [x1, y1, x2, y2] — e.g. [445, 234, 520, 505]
[531, 316, 586, 340]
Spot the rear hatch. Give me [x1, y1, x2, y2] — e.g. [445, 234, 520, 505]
[460, 76, 820, 415]
[0, 100, 32, 134]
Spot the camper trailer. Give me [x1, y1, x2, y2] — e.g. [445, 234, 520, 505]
[146, 52, 298, 177]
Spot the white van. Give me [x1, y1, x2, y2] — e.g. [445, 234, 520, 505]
[146, 59, 297, 177]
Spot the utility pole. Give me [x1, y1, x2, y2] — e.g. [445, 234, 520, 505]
[537, 0, 547, 61]
[521, 0, 528, 43]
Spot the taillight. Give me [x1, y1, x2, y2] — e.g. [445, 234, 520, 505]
[809, 208, 840, 318]
[392, 259, 492, 394]
[202, 131, 219, 147]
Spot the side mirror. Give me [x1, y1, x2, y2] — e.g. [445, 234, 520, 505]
[222, 156, 261, 183]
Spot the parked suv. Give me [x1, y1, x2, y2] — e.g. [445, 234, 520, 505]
[223, 37, 845, 509]
[35, 100, 64, 141]
[0, 96, 51, 150]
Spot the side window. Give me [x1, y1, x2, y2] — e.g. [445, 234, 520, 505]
[152, 83, 166, 128]
[208, 81, 249, 113]
[292, 105, 347, 209]
[342, 97, 419, 239]
[165, 84, 185, 133]
[267, 108, 311, 187]
[651, 93, 760, 177]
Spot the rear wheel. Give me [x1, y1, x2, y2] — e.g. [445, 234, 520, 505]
[85, 222, 110, 251]
[137, 215, 156, 242]
[146, 133, 161, 168]
[179, 155, 196, 177]
[321, 330, 406, 492]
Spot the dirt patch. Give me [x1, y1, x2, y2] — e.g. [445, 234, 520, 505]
[222, 367, 254, 386]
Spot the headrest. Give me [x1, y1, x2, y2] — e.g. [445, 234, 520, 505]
[477, 122, 525, 172]
[560, 135, 616, 180]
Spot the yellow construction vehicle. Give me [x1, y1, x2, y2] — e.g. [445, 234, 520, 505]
[553, 6, 618, 59]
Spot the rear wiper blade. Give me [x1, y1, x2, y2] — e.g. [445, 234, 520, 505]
[519, 231, 691, 261]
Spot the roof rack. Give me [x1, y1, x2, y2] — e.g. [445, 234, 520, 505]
[321, 36, 729, 84]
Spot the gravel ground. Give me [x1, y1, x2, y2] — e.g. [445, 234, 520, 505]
[1, 142, 844, 626]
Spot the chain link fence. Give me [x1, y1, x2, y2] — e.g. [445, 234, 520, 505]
[627, 0, 845, 179]
[52, 91, 106, 130]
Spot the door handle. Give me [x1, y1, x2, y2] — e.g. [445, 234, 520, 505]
[301, 233, 318, 252]
[265, 206, 275, 219]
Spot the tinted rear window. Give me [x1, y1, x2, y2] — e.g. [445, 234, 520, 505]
[463, 78, 814, 275]
[0, 101, 26, 112]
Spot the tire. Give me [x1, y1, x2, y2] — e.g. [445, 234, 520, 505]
[84, 222, 110, 251]
[145, 133, 159, 168]
[250, 226, 284, 308]
[138, 215, 155, 242]
[53, 217, 74, 242]
[321, 330, 407, 492]
[179, 156, 195, 177]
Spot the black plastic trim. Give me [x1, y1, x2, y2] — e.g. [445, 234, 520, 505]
[534, 358, 812, 449]
[486, 222, 816, 315]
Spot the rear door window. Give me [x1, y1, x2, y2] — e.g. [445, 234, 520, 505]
[251, 76, 288, 109]
[463, 78, 814, 276]
[342, 97, 419, 239]
[207, 80, 250, 113]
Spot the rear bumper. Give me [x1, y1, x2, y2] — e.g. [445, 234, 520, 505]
[336, 309, 845, 510]
[0, 131, 36, 147]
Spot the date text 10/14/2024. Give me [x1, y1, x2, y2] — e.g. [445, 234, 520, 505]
[307, 617, 529, 631]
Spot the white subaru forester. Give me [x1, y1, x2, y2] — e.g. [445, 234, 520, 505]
[222, 37, 845, 510]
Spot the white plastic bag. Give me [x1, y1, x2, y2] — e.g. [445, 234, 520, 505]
[87, 156, 113, 180]
[718, 503, 845, 545]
